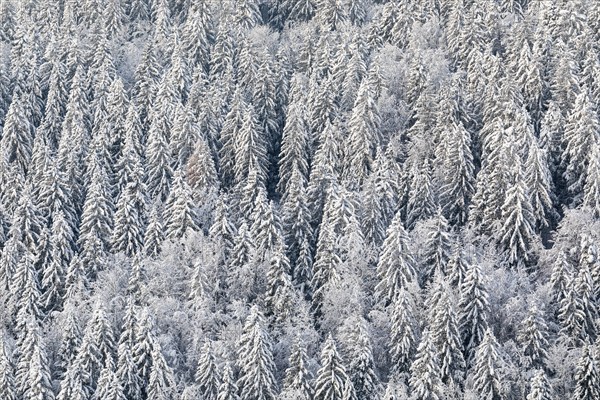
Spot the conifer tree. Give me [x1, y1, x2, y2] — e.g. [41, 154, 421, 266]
[145, 99, 174, 203]
[390, 287, 418, 374]
[21, 326, 54, 400]
[186, 136, 219, 198]
[472, 329, 503, 400]
[583, 142, 600, 218]
[518, 305, 549, 369]
[573, 344, 600, 400]
[283, 339, 314, 399]
[132, 310, 155, 392]
[525, 140, 558, 230]
[143, 201, 164, 258]
[498, 155, 536, 269]
[422, 212, 452, 283]
[430, 284, 465, 386]
[235, 106, 269, 186]
[526, 369, 552, 400]
[0, 338, 17, 400]
[346, 318, 380, 400]
[217, 363, 239, 400]
[265, 244, 295, 324]
[147, 341, 177, 400]
[0, 92, 32, 176]
[195, 341, 220, 400]
[459, 262, 490, 364]
[236, 306, 277, 400]
[375, 212, 417, 305]
[406, 158, 436, 229]
[563, 89, 600, 199]
[409, 329, 443, 400]
[112, 178, 147, 256]
[164, 169, 199, 239]
[314, 334, 356, 400]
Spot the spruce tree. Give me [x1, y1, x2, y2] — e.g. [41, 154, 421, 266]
[526, 369, 553, 400]
[346, 318, 380, 400]
[164, 169, 199, 239]
[375, 212, 417, 306]
[573, 344, 600, 400]
[147, 341, 177, 400]
[0, 338, 17, 400]
[236, 306, 278, 400]
[583, 142, 600, 218]
[314, 334, 356, 400]
[472, 329, 503, 400]
[459, 262, 490, 364]
[217, 363, 239, 400]
[518, 305, 549, 369]
[283, 339, 314, 399]
[390, 287, 418, 375]
[421, 211, 452, 283]
[409, 329, 443, 400]
[195, 341, 220, 400]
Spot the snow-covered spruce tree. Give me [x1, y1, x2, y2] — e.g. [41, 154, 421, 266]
[389, 287, 418, 376]
[0, 92, 32, 177]
[265, 244, 295, 324]
[430, 283, 465, 386]
[235, 106, 269, 187]
[459, 262, 490, 364]
[236, 306, 278, 400]
[409, 329, 444, 400]
[112, 177, 147, 257]
[421, 211, 452, 284]
[147, 341, 177, 400]
[472, 329, 503, 400]
[406, 157, 436, 229]
[314, 334, 356, 400]
[195, 340, 220, 400]
[583, 142, 600, 218]
[282, 338, 314, 399]
[344, 317, 380, 400]
[186, 135, 219, 199]
[526, 369, 552, 400]
[217, 363, 239, 400]
[518, 305, 549, 370]
[132, 309, 155, 394]
[0, 337, 17, 400]
[573, 344, 600, 400]
[143, 202, 165, 258]
[116, 303, 142, 400]
[163, 168, 199, 239]
[563, 88, 600, 201]
[375, 211, 417, 306]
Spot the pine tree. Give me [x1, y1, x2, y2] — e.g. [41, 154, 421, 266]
[314, 334, 356, 400]
[409, 329, 443, 400]
[237, 306, 278, 400]
[573, 344, 600, 400]
[518, 305, 549, 369]
[472, 329, 503, 400]
[283, 339, 314, 399]
[195, 341, 220, 400]
[390, 287, 418, 374]
[375, 212, 417, 306]
[526, 369, 552, 400]
[459, 262, 490, 364]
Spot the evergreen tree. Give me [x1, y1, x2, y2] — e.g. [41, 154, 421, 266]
[409, 329, 443, 400]
[472, 329, 503, 400]
[237, 306, 278, 400]
[0, 338, 17, 400]
[459, 262, 490, 364]
[164, 169, 199, 239]
[147, 341, 177, 400]
[0, 93, 32, 176]
[563, 89, 600, 200]
[390, 287, 418, 374]
[195, 341, 220, 400]
[525, 140, 558, 230]
[406, 158, 436, 229]
[573, 344, 600, 400]
[217, 363, 239, 400]
[421, 212, 452, 283]
[314, 334, 356, 400]
[375, 212, 417, 306]
[112, 178, 147, 256]
[235, 106, 269, 186]
[346, 318, 380, 400]
[526, 369, 552, 400]
[283, 339, 314, 399]
[583, 142, 600, 218]
[518, 305, 549, 369]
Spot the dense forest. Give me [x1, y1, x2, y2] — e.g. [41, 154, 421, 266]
[0, 0, 600, 399]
